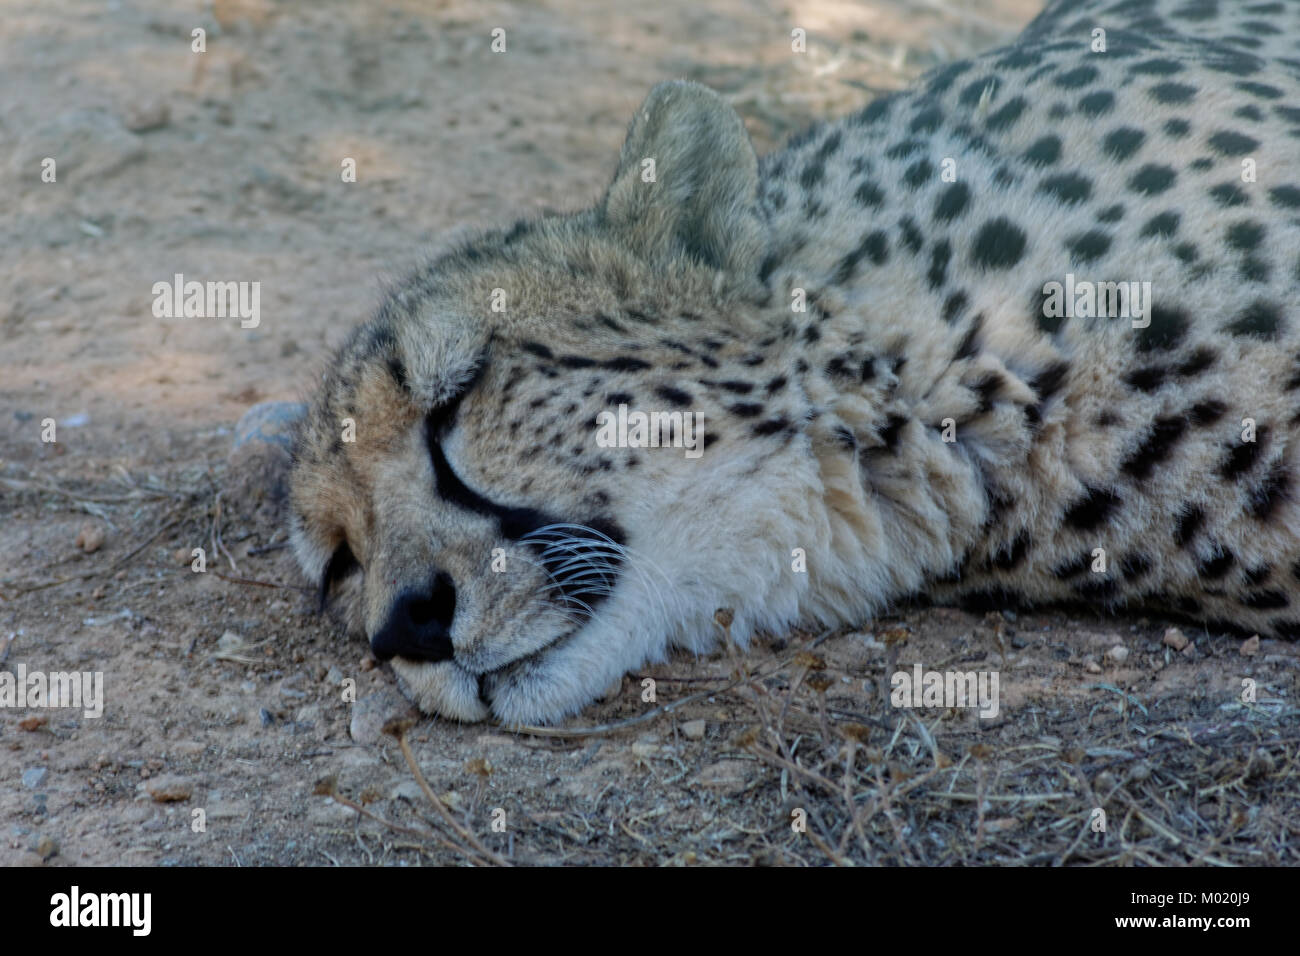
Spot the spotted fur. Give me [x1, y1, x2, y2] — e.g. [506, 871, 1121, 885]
[290, 0, 1300, 723]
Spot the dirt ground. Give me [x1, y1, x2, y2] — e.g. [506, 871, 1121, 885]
[3, 0, 1297, 867]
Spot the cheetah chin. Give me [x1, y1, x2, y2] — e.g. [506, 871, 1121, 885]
[290, 0, 1300, 724]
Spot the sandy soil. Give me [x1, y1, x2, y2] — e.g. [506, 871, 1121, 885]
[3, 0, 1297, 867]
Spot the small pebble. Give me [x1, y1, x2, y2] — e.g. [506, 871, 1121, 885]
[145, 775, 193, 802]
[1162, 627, 1188, 651]
[1240, 635, 1260, 656]
[123, 99, 170, 133]
[349, 687, 418, 745]
[681, 719, 707, 741]
[22, 768, 49, 789]
[694, 759, 753, 795]
[75, 522, 105, 553]
[1105, 645, 1129, 664]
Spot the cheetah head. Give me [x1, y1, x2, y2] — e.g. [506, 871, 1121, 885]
[289, 82, 821, 725]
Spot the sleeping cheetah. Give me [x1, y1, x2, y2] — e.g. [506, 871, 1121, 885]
[289, 0, 1300, 724]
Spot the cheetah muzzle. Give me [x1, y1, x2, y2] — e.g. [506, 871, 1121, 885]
[290, 0, 1300, 724]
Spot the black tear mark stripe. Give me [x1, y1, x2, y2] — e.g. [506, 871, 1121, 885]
[426, 366, 622, 543]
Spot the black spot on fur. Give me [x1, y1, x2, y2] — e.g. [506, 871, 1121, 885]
[1063, 486, 1122, 531]
[1068, 230, 1112, 262]
[1119, 553, 1153, 579]
[1077, 91, 1115, 116]
[1135, 307, 1189, 353]
[1220, 426, 1268, 479]
[1226, 221, 1266, 251]
[1244, 564, 1273, 586]
[1224, 300, 1283, 339]
[727, 402, 764, 418]
[885, 140, 925, 159]
[1129, 164, 1177, 195]
[1039, 172, 1093, 203]
[1121, 416, 1187, 480]
[990, 531, 1032, 570]
[1174, 506, 1205, 547]
[1207, 130, 1260, 155]
[834, 230, 890, 283]
[899, 217, 924, 254]
[1175, 347, 1216, 376]
[1052, 552, 1092, 579]
[1096, 204, 1125, 223]
[1164, 118, 1191, 137]
[955, 314, 983, 358]
[854, 181, 885, 207]
[933, 182, 972, 221]
[1102, 126, 1146, 161]
[987, 96, 1029, 130]
[1188, 399, 1227, 426]
[1198, 549, 1236, 578]
[959, 76, 999, 107]
[753, 417, 789, 437]
[927, 60, 974, 93]
[1054, 66, 1098, 89]
[854, 97, 892, 126]
[1249, 462, 1292, 520]
[1031, 361, 1070, 403]
[1208, 182, 1249, 207]
[604, 357, 651, 372]
[942, 291, 969, 324]
[1133, 58, 1184, 76]
[1269, 619, 1300, 640]
[799, 162, 825, 190]
[910, 106, 944, 134]
[1149, 82, 1197, 104]
[1140, 211, 1180, 238]
[1022, 135, 1062, 167]
[1269, 185, 1300, 209]
[904, 159, 934, 189]
[1124, 366, 1167, 392]
[971, 218, 1027, 269]
[713, 380, 754, 395]
[653, 386, 692, 407]
[971, 372, 1003, 413]
[877, 414, 908, 452]
[928, 241, 952, 289]
[1241, 589, 1289, 610]
[521, 341, 553, 359]
[1237, 80, 1283, 99]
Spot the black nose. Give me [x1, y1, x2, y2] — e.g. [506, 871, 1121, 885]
[370, 572, 457, 662]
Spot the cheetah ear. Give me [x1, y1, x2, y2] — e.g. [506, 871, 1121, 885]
[601, 80, 763, 276]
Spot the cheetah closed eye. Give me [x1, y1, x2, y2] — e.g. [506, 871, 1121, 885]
[289, 0, 1300, 725]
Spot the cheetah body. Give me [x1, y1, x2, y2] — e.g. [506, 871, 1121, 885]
[290, 0, 1300, 724]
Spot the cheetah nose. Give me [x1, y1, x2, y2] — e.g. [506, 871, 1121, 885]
[370, 572, 457, 663]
